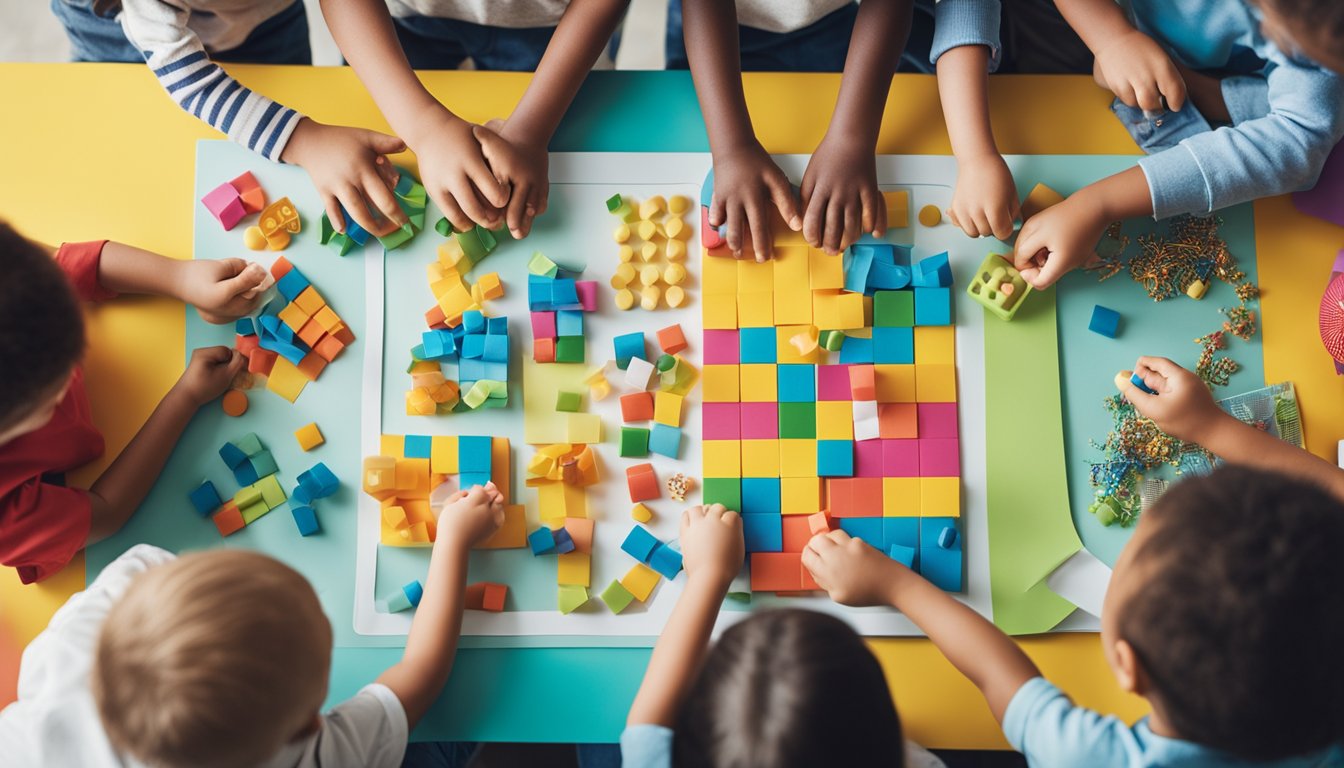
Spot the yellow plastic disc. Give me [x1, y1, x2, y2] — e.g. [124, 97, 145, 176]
[614, 263, 636, 286]
[918, 205, 942, 227]
[663, 263, 686, 285]
[640, 242, 660, 262]
[243, 226, 268, 251]
[637, 220, 660, 241]
[641, 285, 661, 310]
[615, 288, 636, 310]
[668, 195, 691, 216]
[614, 223, 631, 243]
[665, 285, 686, 308]
[618, 245, 634, 263]
[640, 265, 661, 286]
[665, 239, 687, 262]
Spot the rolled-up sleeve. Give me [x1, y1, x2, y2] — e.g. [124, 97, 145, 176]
[931, 0, 1001, 71]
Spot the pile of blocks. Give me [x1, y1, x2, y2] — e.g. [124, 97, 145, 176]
[605, 193, 694, 310]
[321, 168, 428, 255]
[527, 253, 598, 363]
[410, 311, 510, 415]
[201, 171, 267, 231]
[362, 434, 524, 548]
[289, 462, 339, 537]
[197, 433, 288, 536]
[617, 325, 693, 461]
[234, 257, 355, 403]
[526, 443, 600, 612]
[599, 524, 684, 613]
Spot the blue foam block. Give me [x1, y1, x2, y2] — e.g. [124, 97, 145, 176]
[621, 525, 661, 562]
[872, 327, 914, 364]
[461, 334, 486, 359]
[235, 317, 256, 336]
[463, 310, 485, 335]
[530, 527, 557, 555]
[1089, 305, 1121, 338]
[275, 269, 310, 301]
[1130, 372, 1158, 395]
[647, 543, 684, 580]
[188, 480, 222, 516]
[402, 579, 425, 607]
[839, 518, 884, 550]
[458, 472, 492, 490]
[551, 278, 580, 309]
[291, 504, 320, 536]
[838, 335, 874, 364]
[613, 332, 646, 368]
[457, 436, 493, 473]
[888, 544, 918, 569]
[921, 517, 961, 551]
[743, 513, 784, 553]
[882, 517, 920, 551]
[482, 334, 509, 364]
[552, 527, 576, 555]
[487, 316, 508, 335]
[844, 245, 877, 293]
[912, 252, 952, 288]
[740, 478, 782, 516]
[776, 364, 816, 402]
[556, 310, 584, 337]
[868, 261, 911, 290]
[404, 435, 432, 459]
[738, 326, 777, 364]
[299, 462, 340, 499]
[648, 424, 682, 459]
[817, 440, 855, 477]
[920, 545, 963, 591]
[913, 287, 952, 326]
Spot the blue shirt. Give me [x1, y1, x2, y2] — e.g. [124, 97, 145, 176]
[1004, 677, 1344, 768]
[1121, 0, 1344, 219]
[931, 0, 1003, 71]
[620, 724, 947, 767]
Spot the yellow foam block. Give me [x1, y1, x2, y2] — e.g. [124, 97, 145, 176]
[773, 245, 810, 281]
[266, 357, 308, 403]
[563, 482, 588, 519]
[381, 499, 435, 546]
[666, 356, 700, 396]
[394, 458, 431, 497]
[621, 563, 661, 602]
[741, 439, 781, 478]
[781, 476, 823, 515]
[914, 326, 955, 366]
[737, 290, 774, 327]
[278, 301, 310, 333]
[737, 258, 774, 292]
[294, 285, 326, 315]
[703, 440, 742, 477]
[739, 364, 778, 402]
[812, 291, 843, 330]
[884, 190, 910, 229]
[654, 391, 684, 427]
[915, 364, 958, 402]
[815, 401, 854, 440]
[567, 413, 603, 444]
[557, 552, 592, 587]
[631, 503, 653, 523]
[774, 289, 813, 327]
[876, 364, 917, 403]
[491, 437, 511, 503]
[479, 504, 527, 548]
[779, 439, 818, 478]
[836, 293, 866, 330]
[537, 482, 567, 522]
[313, 306, 341, 332]
[920, 477, 960, 518]
[701, 253, 738, 294]
[702, 364, 740, 402]
[703, 295, 739, 329]
[883, 478, 921, 517]
[430, 436, 458, 474]
[809, 248, 844, 289]
[294, 422, 324, 451]
[776, 325, 822, 364]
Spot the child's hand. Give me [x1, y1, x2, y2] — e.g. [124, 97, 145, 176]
[434, 482, 505, 549]
[1013, 195, 1107, 289]
[174, 346, 246, 406]
[709, 142, 802, 261]
[473, 120, 549, 240]
[280, 118, 409, 237]
[1115, 356, 1227, 444]
[801, 134, 885, 254]
[1092, 28, 1187, 115]
[410, 111, 509, 235]
[803, 529, 908, 607]
[679, 504, 743, 590]
[949, 154, 1020, 241]
[179, 258, 270, 324]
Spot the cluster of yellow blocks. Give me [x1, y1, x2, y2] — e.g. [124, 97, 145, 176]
[609, 194, 695, 310]
[527, 444, 600, 612]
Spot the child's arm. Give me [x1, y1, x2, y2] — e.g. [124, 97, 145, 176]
[800, 0, 910, 254]
[118, 0, 408, 237]
[319, 0, 509, 235]
[627, 504, 743, 726]
[94, 242, 267, 324]
[937, 43, 1018, 241]
[803, 530, 1039, 721]
[1053, 0, 1186, 116]
[471, 0, 631, 239]
[376, 483, 505, 727]
[1117, 357, 1344, 500]
[682, 0, 801, 261]
[87, 347, 244, 542]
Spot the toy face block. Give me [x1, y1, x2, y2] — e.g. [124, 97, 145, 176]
[966, 253, 1031, 321]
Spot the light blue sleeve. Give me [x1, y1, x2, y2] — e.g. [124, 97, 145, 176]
[620, 724, 675, 768]
[1002, 677, 1144, 768]
[930, 0, 1002, 71]
[1137, 56, 1344, 219]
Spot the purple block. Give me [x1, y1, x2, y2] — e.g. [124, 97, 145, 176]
[575, 281, 598, 312]
[817, 365, 854, 401]
[1293, 142, 1344, 227]
[882, 439, 920, 477]
[704, 330, 741, 364]
[917, 403, 959, 439]
[740, 402, 779, 439]
[530, 311, 557, 339]
[854, 440, 885, 477]
[919, 439, 961, 477]
[702, 403, 742, 439]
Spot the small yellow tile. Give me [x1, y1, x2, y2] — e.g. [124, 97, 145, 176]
[430, 436, 458, 474]
[875, 364, 917, 403]
[779, 439, 818, 478]
[915, 364, 958, 402]
[773, 245, 811, 282]
[739, 364, 778, 402]
[741, 439, 781, 478]
[294, 422, 324, 452]
[380, 434, 405, 458]
[703, 296, 739, 329]
[781, 477, 823, 515]
[809, 248, 844, 289]
[775, 324, 822, 364]
[883, 478, 921, 516]
[702, 254, 738, 294]
[884, 190, 910, 229]
[621, 563, 661, 602]
[557, 552, 592, 587]
[920, 477, 960, 517]
[737, 258, 774, 292]
[815, 401, 854, 440]
[774, 289, 813, 326]
[703, 440, 742, 477]
[914, 326, 956, 365]
[702, 364, 741, 402]
[737, 290, 774, 327]
[293, 286, 326, 315]
[654, 391, 684, 427]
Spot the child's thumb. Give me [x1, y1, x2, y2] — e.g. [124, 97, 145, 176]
[222, 262, 268, 296]
[364, 130, 406, 155]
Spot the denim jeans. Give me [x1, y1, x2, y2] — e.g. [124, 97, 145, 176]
[50, 0, 310, 64]
[392, 15, 558, 71]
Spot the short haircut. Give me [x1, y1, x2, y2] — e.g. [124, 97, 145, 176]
[1118, 466, 1344, 759]
[93, 550, 333, 768]
[674, 609, 903, 767]
[0, 220, 85, 431]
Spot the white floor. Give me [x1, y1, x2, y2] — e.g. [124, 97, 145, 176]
[0, 0, 668, 69]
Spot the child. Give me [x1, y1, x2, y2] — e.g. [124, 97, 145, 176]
[51, 0, 409, 238]
[1254, 0, 1344, 75]
[0, 223, 261, 583]
[320, 0, 631, 240]
[1014, 0, 1344, 289]
[805, 469, 1344, 762]
[621, 504, 942, 767]
[0, 482, 504, 766]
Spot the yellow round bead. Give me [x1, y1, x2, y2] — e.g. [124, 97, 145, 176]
[664, 217, 687, 241]
[663, 263, 686, 285]
[640, 241, 660, 262]
[668, 195, 692, 215]
[918, 205, 942, 227]
[614, 263, 636, 286]
[665, 239, 687, 262]
[615, 288, 636, 310]
[637, 220, 660, 241]
[665, 285, 686, 308]
[243, 226, 268, 251]
[641, 285, 661, 310]
[640, 265, 661, 286]
[618, 244, 634, 263]
[614, 223, 631, 243]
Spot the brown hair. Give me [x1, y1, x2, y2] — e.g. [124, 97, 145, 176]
[93, 550, 333, 768]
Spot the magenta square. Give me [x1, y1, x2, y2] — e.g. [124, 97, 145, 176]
[702, 403, 741, 439]
[817, 365, 854, 401]
[919, 439, 961, 477]
[530, 311, 557, 339]
[202, 183, 245, 229]
[740, 402, 779, 439]
[882, 439, 920, 477]
[704, 330, 740, 364]
[575, 281, 598, 312]
[854, 440, 885, 477]
[917, 403, 958, 439]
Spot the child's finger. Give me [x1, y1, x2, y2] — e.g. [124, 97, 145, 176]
[766, 172, 802, 232]
[1012, 224, 1046, 270]
[1134, 82, 1164, 113]
[867, 187, 887, 237]
[708, 192, 726, 229]
[1136, 355, 1181, 378]
[804, 531, 838, 557]
[1114, 370, 1158, 406]
[337, 185, 391, 237]
[989, 207, 1015, 242]
[1027, 255, 1068, 289]
[822, 197, 844, 254]
[217, 262, 267, 300]
[801, 191, 826, 248]
[858, 187, 878, 237]
[505, 182, 532, 239]
[431, 188, 473, 235]
[467, 126, 511, 209]
[725, 204, 746, 256]
[842, 203, 861, 252]
[321, 192, 347, 234]
[745, 200, 773, 262]
[452, 180, 501, 231]
[362, 128, 407, 157]
[1158, 65, 1187, 112]
[361, 170, 408, 230]
[970, 209, 993, 239]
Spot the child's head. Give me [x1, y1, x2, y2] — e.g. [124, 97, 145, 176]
[93, 550, 333, 768]
[1256, 0, 1344, 74]
[1101, 466, 1344, 760]
[673, 609, 902, 767]
[0, 220, 84, 446]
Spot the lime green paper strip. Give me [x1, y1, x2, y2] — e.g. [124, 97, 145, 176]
[984, 287, 1083, 634]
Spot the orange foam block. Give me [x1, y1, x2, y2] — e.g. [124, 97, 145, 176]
[626, 463, 660, 502]
[750, 553, 803, 592]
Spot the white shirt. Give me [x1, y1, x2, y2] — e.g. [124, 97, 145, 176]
[0, 545, 409, 768]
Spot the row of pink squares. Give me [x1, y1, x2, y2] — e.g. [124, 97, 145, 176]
[744, 436, 962, 478]
[702, 401, 959, 440]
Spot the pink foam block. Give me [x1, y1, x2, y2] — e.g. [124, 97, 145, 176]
[530, 311, 557, 339]
[704, 330, 740, 364]
[576, 281, 598, 312]
[702, 206, 724, 249]
[202, 183, 246, 230]
[917, 403, 959, 439]
[882, 439, 920, 477]
[919, 438, 961, 477]
[740, 402, 779, 439]
[702, 403, 741, 439]
[854, 440, 885, 477]
[817, 365, 854, 401]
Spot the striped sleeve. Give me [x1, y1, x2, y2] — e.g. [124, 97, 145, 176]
[117, 0, 303, 162]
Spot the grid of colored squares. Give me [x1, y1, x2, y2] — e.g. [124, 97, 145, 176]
[528, 272, 598, 364]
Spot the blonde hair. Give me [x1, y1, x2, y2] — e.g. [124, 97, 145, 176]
[93, 550, 333, 768]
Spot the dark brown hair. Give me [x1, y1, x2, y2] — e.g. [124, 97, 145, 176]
[674, 609, 904, 768]
[1119, 466, 1344, 760]
[0, 220, 84, 431]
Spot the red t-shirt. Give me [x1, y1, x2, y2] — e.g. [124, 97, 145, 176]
[0, 241, 115, 584]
